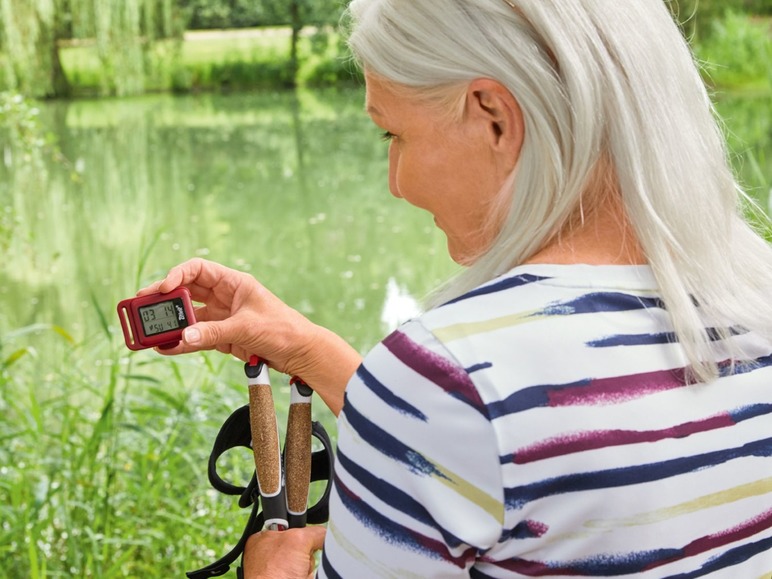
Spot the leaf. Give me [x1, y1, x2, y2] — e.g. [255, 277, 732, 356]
[2, 347, 31, 369]
[135, 229, 162, 288]
[51, 324, 76, 344]
[123, 374, 162, 384]
[89, 291, 112, 340]
[4, 324, 52, 340]
[147, 386, 188, 414]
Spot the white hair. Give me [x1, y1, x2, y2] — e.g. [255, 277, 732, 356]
[346, 0, 772, 383]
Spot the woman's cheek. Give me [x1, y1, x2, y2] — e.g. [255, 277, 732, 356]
[388, 143, 402, 199]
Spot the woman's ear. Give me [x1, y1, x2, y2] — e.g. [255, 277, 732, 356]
[465, 78, 524, 168]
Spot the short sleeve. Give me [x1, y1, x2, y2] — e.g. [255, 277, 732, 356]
[318, 319, 504, 578]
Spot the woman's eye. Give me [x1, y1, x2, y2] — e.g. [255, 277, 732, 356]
[381, 131, 396, 142]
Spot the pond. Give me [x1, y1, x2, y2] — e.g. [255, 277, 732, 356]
[0, 86, 770, 576]
[2, 88, 769, 361]
[1, 89, 459, 359]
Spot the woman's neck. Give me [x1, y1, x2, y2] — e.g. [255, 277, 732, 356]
[525, 193, 646, 266]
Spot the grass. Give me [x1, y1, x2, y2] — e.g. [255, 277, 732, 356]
[56, 27, 360, 97]
[0, 319, 329, 577]
[0, 221, 339, 577]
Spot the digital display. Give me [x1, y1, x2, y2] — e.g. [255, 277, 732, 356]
[139, 299, 184, 337]
[118, 287, 195, 351]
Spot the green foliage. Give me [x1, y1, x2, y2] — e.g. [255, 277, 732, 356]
[695, 11, 772, 89]
[0, 0, 65, 97]
[0, 91, 47, 162]
[669, 0, 772, 40]
[0, 323, 252, 577]
[300, 29, 362, 87]
[0, 0, 185, 98]
[180, 0, 343, 29]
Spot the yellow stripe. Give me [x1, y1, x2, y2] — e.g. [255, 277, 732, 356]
[423, 451, 504, 524]
[585, 477, 772, 529]
[341, 418, 503, 524]
[328, 520, 427, 579]
[432, 310, 541, 343]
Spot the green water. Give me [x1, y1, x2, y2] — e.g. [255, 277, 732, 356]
[0, 89, 458, 374]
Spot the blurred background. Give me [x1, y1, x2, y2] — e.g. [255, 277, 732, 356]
[1, 1, 770, 576]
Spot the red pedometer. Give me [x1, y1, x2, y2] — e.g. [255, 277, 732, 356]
[117, 287, 197, 351]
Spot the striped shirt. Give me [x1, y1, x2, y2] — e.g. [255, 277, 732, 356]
[318, 264, 772, 578]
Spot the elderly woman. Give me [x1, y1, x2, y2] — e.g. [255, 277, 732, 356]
[141, 0, 772, 577]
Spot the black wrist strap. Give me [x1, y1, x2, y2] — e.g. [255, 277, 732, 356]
[186, 405, 334, 578]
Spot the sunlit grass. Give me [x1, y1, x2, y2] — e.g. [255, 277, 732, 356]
[0, 318, 327, 577]
[56, 27, 358, 96]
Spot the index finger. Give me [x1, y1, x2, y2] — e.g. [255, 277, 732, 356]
[135, 258, 219, 297]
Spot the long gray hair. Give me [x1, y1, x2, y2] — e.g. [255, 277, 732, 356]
[347, 0, 772, 383]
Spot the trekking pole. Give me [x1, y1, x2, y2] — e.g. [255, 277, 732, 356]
[245, 356, 288, 531]
[285, 377, 313, 528]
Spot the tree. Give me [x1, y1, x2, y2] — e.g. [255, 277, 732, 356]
[0, 0, 184, 98]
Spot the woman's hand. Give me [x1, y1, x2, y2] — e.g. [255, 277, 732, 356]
[242, 527, 326, 579]
[137, 258, 361, 414]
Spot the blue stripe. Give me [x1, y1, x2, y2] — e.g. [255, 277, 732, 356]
[333, 474, 476, 568]
[342, 394, 451, 481]
[319, 551, 344, 579]
[664, 535, 772, 579]
[442, 274, 550, 307]
[730, 403, 772, 422]
[336, 449, 468, 550]
[469, 568, 497, 579]
[356, 364, 428, 421]
[720, 353, 772, 377]
[504, 437, 772, 509]
[540, 292, 665, 317]
[589, 332, 676, 347]
[487, 378, 591, 419]
[466, 362, 494, 374]
[589, 327, 747, 348]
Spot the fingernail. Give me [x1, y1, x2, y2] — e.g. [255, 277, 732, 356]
[184, 327, 201, 344]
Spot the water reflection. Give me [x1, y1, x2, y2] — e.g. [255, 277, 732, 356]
[380, 277, 422, 332]
[0, 89, 457, 360]
[0, 88, 769, 362]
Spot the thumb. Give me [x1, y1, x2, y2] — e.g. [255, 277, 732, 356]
[306, 525, 327, 551]
[182, 319, 239, 350]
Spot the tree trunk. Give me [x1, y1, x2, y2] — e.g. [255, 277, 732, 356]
[49, 40, 71, 98]
[289, 0, 301, 87]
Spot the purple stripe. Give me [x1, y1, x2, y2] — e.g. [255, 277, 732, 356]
[666, 535, 772, 578]
[509, 413, 736, 464]
[485, 510, 772, 576]
[548, 367, 687, 406]
[507, 404, 772, 464]
[488, 368, 687, 419]
[382, 331, 487, 416]
[489, 356, 772, 419]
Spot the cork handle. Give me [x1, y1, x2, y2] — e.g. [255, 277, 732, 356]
[285, 381, 313, 520]
[248, 383, 282, 496]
